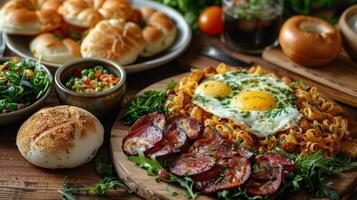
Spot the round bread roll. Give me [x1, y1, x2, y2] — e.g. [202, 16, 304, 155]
[30, 33, 81, 64]
[279, 15, 342, 67]
[140, 7, 177, 57]
[59, 0, 142, 28]
[16, 106, 104, 169]
[81, 19, 145, 65]
[0, 0, 62, 35]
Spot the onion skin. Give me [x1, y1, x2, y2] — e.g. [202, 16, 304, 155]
[279, 15, 342, 67]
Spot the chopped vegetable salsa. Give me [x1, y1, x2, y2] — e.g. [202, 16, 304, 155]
[65, 66, 120, 93]
[0, 58, 51, 114]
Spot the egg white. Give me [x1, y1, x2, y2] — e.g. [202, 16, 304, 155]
[193, 71, 301, 138]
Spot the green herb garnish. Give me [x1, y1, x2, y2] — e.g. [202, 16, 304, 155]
[167, 80, 177, 90]
[193, 94, 211, 106]
[121, 90, 167, 125]
[274, 148, 357, 200]
[58, 155, 132, 200]
[128, 153, 198, 199]
[121, 81, 177, 125]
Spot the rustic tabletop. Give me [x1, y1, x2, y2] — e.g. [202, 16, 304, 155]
[0, 35, 356, 200]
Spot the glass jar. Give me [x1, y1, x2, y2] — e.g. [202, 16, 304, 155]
[222, 0, 283, 54]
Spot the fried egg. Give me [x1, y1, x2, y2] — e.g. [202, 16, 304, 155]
[193, 71, 301, 138]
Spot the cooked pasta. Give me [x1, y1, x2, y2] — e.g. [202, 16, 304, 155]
[165, 64, 352, 157]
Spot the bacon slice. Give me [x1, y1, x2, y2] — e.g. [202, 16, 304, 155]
[252, 154, 295, 180]
[251, 155, 275, 180]
[145, 125, 187, 158]
[169, 129, 222, 177]
[245, 164, 283, 196]
[170, 115, 202, 140]
[122, 124, 163, 156]
[170, 153, 216, 176]
[129, 112, 166, 132]
[266, 154, 295, 172]
[200, 127, 253, 159]
[192, 166, 223, 182]
[195, 156, 251, 193]
[123, 112, 166, 156]
[170, 127, 253, 177]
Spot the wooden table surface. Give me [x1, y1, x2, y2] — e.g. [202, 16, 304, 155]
[1, 35, 356, 200]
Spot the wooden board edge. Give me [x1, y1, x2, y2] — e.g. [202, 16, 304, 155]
[262, 48, 357, 100]
[110, 72, 357, 200]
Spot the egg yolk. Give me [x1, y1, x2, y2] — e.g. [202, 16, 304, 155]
[234, 91, 276, 111]
[196, 80, 231, 97]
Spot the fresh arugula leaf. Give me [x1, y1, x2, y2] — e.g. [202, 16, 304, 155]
[274, 148, 357, 200]
[128, 153, 163, 175]
[169, 176, 198, 199]
[128, 153, 199, 199]
[58, 155, 132, 199]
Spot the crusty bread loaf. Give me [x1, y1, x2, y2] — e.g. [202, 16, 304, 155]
[30, 33, 81, 64]
[59, 0, 142, 28]
[81, 19, 145, 65]
[140, 7, 177, 57]
[0, 0, 62, 35]
[16, 106, 104, 169]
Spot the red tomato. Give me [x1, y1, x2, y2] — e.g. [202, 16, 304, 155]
[84, 84, 92, 89]
[198, 6, 223, 36]
[111, 77, 120, 84]
[83, 78, 90, 85]
[95, 73, 101, 78]
[0, 65, 8, 71]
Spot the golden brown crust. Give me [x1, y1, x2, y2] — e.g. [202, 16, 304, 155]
[140, 7, 177, 57]
[17, 106, 98, 155]
[59, 0, 140, 28]
[279, 15, 342, 67]
[141, 8, 176, 43]
[0, 0, 62, 34]
[30, 33, 81, 64]
[143, 26, 164, 42]
[80, 19, 144, 65]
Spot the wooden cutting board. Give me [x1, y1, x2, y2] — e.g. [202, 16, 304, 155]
[110, 73, 357, 200]
[262, 48, 357, 99]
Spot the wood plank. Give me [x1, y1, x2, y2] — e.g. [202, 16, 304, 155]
[262, 48, 357, 100]
[110, 73, 357, 200]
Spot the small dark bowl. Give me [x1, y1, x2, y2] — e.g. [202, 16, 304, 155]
[54, 58, 126, 117]
[0, 57, 53, 125]
[338, 5, 357, 61]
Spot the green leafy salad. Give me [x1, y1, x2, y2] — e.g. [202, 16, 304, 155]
[0, 58, 51, 114]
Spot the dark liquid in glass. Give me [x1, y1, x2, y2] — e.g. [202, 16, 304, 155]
[223, 12, 281, 54]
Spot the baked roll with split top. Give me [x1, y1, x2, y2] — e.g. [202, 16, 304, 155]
[0, 0, 62, 35]
[140, 7, 177, 57]
[59, 0, 142, 28]
[30, 33, 81, 64]
[80, 19, 145, 65]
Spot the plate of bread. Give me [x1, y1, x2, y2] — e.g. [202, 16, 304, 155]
[0, 0, 191, 73]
